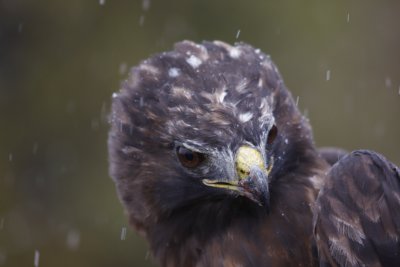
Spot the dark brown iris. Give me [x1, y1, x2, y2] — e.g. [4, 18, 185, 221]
[176, 146, 205, 168]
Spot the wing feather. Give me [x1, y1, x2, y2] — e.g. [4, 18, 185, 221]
[314, 150, 400, 267]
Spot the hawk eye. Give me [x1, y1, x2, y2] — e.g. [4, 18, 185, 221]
[267, 125, 278, 145]
[176, 146, 205, 168]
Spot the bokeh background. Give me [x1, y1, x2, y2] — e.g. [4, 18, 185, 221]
[1, 0, 399, 266]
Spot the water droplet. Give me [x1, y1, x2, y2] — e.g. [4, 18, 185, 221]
[0, 251, 6, 265]
[119, 63, 128, 75]
[284, 139, 289, 144]
[142, 0, 150, 11]
[374, 123, 385, 137]
[235, 29, 241, 39]
[168, 68, 180, 78]
[346, 12, 350, 23]
[326, 70, 331, 81]
[121, 227, 127, 240]
[295, 96, 299, 106]
[34, 250, 40, 267]
[229, 47, 241, 59]
[99, 0, 105, 5]
[66, 101, 76, 114]
[385, 77, 392, 88]
[66, 229, 80, 250]
[33, 142, 39, 155]
[139, 15, 145, 26]
[186, 55, 202, 68]
[91, 118, 99, 130]
[8, 154, 12, 162]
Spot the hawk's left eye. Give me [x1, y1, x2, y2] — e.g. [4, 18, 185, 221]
[176, 146, 205, 168]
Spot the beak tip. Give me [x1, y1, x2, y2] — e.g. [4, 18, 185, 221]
[239, 167, 270, 208]
[239, 179, 269, 208]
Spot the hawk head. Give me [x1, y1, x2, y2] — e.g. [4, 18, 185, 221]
[108, 41, 318, 260]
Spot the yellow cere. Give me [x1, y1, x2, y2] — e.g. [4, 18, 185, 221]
[235, 146, 266, 179]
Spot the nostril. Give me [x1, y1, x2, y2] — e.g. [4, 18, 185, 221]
[239, 169, 250, 176]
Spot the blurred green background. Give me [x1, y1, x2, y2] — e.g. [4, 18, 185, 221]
[0, 0, 399, 266]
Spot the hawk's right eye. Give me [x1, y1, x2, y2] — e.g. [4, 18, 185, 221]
[176, 146, 205, 168]
[267, 125, 278, 145]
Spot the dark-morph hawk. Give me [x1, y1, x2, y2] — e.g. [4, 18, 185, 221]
[108, 41, 400, 267]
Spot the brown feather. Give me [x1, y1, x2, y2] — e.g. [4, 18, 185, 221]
[314, 150, 400, 267]
[108, 40, 400, 267]
[108, 40, 329, 266]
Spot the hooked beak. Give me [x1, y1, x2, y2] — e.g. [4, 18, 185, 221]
[202, 146, 273, 207]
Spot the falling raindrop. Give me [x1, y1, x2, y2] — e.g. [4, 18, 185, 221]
[66, 101, 76, 114]
[385, 77, 392, 88]
[295, 96, 299, 106]
[139, 15, 145, 26]
[66, 229, 81, 250]
[99, 0, 105, 5]
[326, 70, 331, 81]
[346, 12, 350, 23]
[0, 252, 6, 265]
[119, 63, 128, 75]
[91, 118, 100, 130]
[374, 123, 385, 137]
[34, 250, 40, 267]
[142, 0, 151, 11]
[121, 227, 127, 240]
[303, 109, 309, 118]
[33, 142, 39, 155]
[236, 29, 241, 39]
[8, 154, 12, 162]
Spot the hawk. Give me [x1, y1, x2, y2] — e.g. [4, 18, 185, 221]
[108, 41, 400, 266]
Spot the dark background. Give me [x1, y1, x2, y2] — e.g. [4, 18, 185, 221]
[1, 0, 399, 266]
